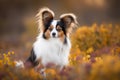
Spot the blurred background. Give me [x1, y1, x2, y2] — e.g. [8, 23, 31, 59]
[0, 0, 120, 59]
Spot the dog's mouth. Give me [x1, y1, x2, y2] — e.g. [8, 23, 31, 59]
[52, 36, 58, 38]
[52, 35, 55, 37]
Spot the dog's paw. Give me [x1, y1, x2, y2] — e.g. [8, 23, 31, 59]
[15, 60, 24, 68]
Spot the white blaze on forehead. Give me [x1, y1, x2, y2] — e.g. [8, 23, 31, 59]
[50, 20, 58, 37]
[51, 20, 58, 27]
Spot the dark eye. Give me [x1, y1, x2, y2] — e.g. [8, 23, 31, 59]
[48, 28, 52, 31]
[57, 28, 62, 32]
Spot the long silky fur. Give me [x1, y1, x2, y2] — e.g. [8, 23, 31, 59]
[15, 8, 79, 78]
[60, 13, 79, 36]
[36, 7, 55, 32]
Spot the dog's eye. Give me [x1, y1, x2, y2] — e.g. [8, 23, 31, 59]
[57, 28, 62, 32]
[48, 27, 53, 31]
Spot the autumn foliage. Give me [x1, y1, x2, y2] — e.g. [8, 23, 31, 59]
[0, 24, 120, 80]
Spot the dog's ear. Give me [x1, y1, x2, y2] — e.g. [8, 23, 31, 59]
[42, 10, 54, 27]
[60, 13, 78, 35]
[36, 7, 54, 32]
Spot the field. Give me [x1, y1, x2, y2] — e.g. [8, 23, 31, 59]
[0, 24, 120, 80]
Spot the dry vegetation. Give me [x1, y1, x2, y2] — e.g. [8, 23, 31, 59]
[0, 24, 120, 80]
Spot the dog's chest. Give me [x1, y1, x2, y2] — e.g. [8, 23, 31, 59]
[33, 38, 71, 66]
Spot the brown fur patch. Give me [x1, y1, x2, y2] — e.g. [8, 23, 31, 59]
[59, 32, 65, 43]
[44, 25, 54, 39]
[57, 26, 65, 42]
[48, 25, 54, 31]
[44, 29, 50, 39]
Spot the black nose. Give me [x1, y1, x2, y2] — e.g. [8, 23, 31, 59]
[52, 33, 56, 36]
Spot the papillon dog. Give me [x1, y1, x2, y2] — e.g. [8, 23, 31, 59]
[16, 7, 78, 72]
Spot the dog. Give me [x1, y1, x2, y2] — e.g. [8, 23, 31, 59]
[16, 7, 78, 74]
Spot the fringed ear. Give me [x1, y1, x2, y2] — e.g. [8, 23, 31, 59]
[36, 7, 54, 32]
[60, 13, 78, 36]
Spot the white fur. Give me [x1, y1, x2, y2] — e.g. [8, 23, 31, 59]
[15, 60, 24, 68]
[33, 33, 71, 68]
[51, 20, 58, 26]
[15, 8, 78, 72]
[50, 20, 58, 38]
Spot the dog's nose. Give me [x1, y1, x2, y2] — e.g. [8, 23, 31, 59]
[52, 33, 56, 36]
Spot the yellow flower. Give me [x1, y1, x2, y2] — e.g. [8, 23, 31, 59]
[11, 51, 15, 55]
[8, 51, 11, 55]
[86, 47, 94, 54]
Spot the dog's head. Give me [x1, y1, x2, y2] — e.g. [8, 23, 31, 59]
[36, 7, 78, 40]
